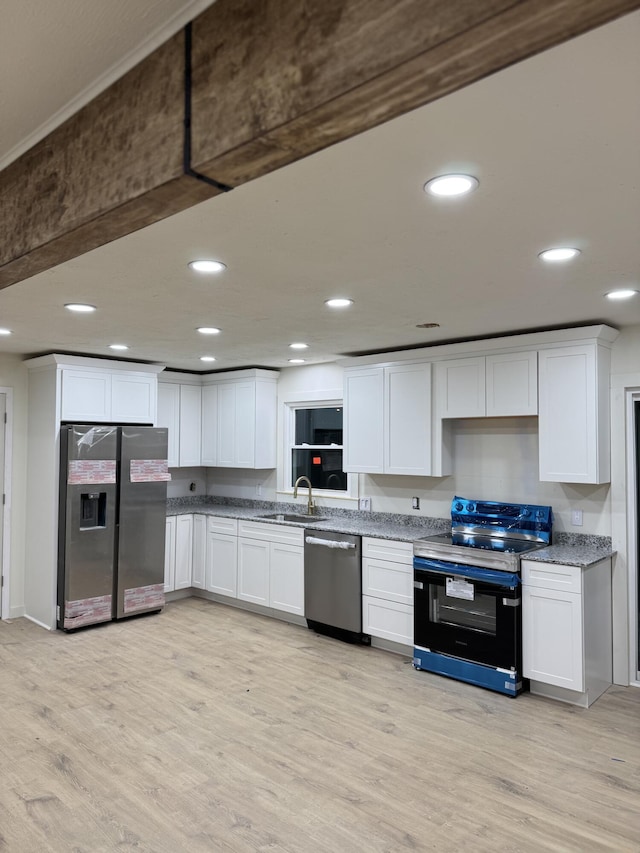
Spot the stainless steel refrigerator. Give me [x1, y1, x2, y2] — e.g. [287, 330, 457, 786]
[57, 424, 169, 630]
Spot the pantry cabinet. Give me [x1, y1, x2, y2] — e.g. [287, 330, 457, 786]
[362, 537, 414, 646]
[538, 343, 610, 483]
[522, 557, 612, 707]
[344, 362, 431, 476]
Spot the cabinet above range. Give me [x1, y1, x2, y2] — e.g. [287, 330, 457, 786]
[157, 368, 278, 469]
[341, 324, 618, 484]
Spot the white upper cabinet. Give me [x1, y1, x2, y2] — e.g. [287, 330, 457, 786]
[207, 370, 277, 469]
[343, 367, 384, 473]
[157, 383, 180, 467]
[436, 352, 537, 420]
[384, 363, 431, 476]
[201, 384, 218, 466]
[344, 362, 431, 476]
[157, 379, 201, 468]
[179, 385, 202, 467]
[538, 343, 610, 483]
[59, 362, 159, 424]
[436, 357, 486, 419]
[486, 351, 537, 416]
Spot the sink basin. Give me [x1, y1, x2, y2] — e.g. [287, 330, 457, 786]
[257, 513, 327, 523]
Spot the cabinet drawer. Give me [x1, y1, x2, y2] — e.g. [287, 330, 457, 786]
[521, 560, 582, 594]
[362, 537, 413, 564]
[362, 557, 413, 604]
[238, 519, 304, 546]
[206, 516, 238, 536]
[362, 596, 413, 645]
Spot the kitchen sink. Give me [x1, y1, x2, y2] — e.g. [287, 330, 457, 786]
[257, 513, 328, 523]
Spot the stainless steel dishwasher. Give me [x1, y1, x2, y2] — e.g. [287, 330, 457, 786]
[304, 530, 369, 644]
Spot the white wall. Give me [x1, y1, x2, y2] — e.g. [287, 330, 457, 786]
[0, 355, 28, 618]
[168, 467, 208, 499]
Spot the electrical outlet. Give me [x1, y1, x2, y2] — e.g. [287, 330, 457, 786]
[412, 496, 420, 510]
[571, 509, 583, 526]
[358, 497, 371, 511]
[189, 482, 196, 492]
[256, 483, 263, 497]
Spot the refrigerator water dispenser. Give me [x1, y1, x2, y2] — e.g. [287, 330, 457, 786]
[80, 492, 107, 529]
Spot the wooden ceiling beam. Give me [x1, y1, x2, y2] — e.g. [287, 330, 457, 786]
[2, 0, 639, 289]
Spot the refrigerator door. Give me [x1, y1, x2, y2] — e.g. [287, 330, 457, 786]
[58, 425, 118, 630]
[116, 427, 169, 619]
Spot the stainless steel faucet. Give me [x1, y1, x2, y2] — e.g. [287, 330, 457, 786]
[293, 476, 315, 515]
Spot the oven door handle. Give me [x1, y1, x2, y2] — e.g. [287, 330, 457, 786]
[413, 556, 520, 588]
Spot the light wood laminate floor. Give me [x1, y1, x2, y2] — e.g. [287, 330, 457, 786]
[1, 598, 639, 852]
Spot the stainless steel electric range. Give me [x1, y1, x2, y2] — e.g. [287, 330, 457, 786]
[413, 496, 552, 696]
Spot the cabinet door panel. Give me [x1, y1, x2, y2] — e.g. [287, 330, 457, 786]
[523, 586, 584, 690]
[237, 537, 269, 605]
[235, 382, 256, 467]
[486, 352, 537, 416]
[179, 386, 202, 467]
[343, 368, 384, 473]
[436, 357, 485, 419]
[191, 514, 206, 590]
[362, 558, 413, 604]
[538, 346, 596, 483]
[157, 383, 180, 468]
[385, 363, 431, 475]
[217, 384, 237, 466]
[174, 515, 193, 589]
[164, 516, 176, 592]
[362, 596, 413, 645]
[61, 370, 111, 421]
[206, 532, 238, 597]
[201, 385, 218, 466]
[269, 542, 304, 615]
[112, 374, 155, 423]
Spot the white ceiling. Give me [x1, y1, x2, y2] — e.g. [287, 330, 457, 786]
[1, 7, 639, 372]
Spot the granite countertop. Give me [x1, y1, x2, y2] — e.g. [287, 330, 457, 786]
[520, 533, 615, 568]
[166, 498, 615, 561]
[166, 497, 449, 543]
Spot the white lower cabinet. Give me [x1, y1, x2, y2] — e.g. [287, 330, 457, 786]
[205, 517, 239, 597]
[362, 537, 413, 645]
[164, 514, 194, 592]
[164, 516, 177, 592]
[191, 514, 206, 590]
[238, 521, 304, 615]
[522, 557, 612, 707]
[174, 515, 193, 590]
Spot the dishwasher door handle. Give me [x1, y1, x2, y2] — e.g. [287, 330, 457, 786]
[305, 536, 356, 550]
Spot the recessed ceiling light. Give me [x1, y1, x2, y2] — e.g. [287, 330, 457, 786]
[109, 344, 129, 351]
[65, 303, 96, 313]
[189, 260, 226, 274]
[424, 174, 479, 197]
[605, 289, 638, 301]
[289, 342, 309, 349]
[538, 247, 581, 262]
[0, 328, 12, 335]
[197, 327, 221, 335]
[200, 356, 216, 362]
[325, 298, 354, 309]
[288, 359, 306, 364]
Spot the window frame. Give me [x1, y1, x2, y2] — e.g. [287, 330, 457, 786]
[280, 394, 357, 500]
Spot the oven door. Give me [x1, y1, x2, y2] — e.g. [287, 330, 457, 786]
[413, 557, 521, 671]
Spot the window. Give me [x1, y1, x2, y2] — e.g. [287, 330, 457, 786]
[291, 406, 347, 491]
